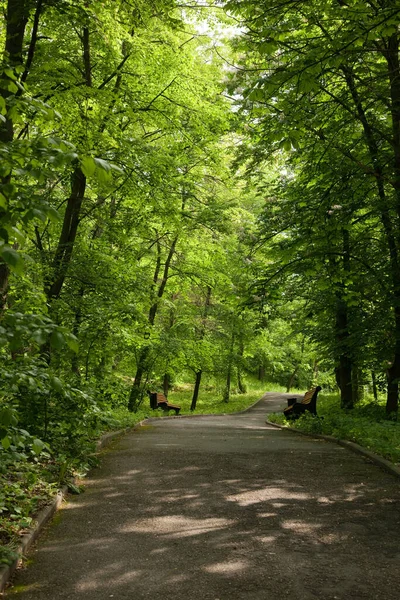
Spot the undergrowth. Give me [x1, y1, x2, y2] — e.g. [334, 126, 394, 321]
[0, 406, 147, 566]
[268, 393, 400, 465]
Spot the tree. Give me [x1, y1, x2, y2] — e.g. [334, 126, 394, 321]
[225, 0, 400, 415]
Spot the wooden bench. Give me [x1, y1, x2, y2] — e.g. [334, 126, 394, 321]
[148, 392, 181, 415]
[283, 386, 321, 419]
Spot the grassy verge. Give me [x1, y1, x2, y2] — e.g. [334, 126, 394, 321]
[268, 393, 400, 465]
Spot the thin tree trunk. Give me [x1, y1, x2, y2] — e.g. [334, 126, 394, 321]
[128, 347, 149, 412]
[344, 64, 399, 416]
[128, 236, 178, 411]
[190, 286, 212, 411]
[223, 330, 235, 403]
[371, 371, 378, 402]
[162, 373, 170, 397]
[286, 366, 298, 393]
[191, 370, 202, 411]
[312, 359, 319, 387]
[237, 336, 247, 393]
[383, 34, 400, 417]
[45, 166, 86, 301]
[71, 286, 84, 376]
[45, 25, 92, 302]
[352, 365, 360, 404]
[336, 232, 353, 408]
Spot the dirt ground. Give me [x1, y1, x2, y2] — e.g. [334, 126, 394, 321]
[5, 393, 400, 600]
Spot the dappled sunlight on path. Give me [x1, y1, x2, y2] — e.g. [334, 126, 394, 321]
[8, 393, 400, 600]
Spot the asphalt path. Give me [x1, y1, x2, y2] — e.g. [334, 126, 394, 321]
[7, 393, 400, 600]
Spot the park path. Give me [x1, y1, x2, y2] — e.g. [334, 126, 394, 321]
[7, 393, 400, 600]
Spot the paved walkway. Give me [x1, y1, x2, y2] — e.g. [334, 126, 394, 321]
[7, 393, 400, 600]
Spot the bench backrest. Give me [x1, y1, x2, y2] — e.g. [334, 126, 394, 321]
[149, 392, 168, 409]
[301, 388, 317, 405]
[301, 386, 322, 412]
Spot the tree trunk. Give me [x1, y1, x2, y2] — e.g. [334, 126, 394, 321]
[237, 367, 246, 394]
[371, 371, 378, 402]
[0, 0, 30, 309]
[286, 366, 298, 393]
[312, 359, 319, 388]
[344, 64, 399, 416]
[45, 166, 87, 301]
[71, 287, 84, 376]
[162, 373, 170, 397]
[191, 370, 202, 411]
[128, 347, 149, 412]
[237, 336, 246, 393]
[223, 364, 232, 403]
[258, 364, 265, 381]
[223, 330, 235, 403]
[352, 365, 364, 404]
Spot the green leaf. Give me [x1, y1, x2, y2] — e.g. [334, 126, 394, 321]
[0, 407, 17, 427]
[31, 329, 47, 346]
[81, 156, 96, 177]
[4, 68, 17, 81]
[1, 436, 11, 450]
[95, 166, 112, 184]
[5, 80, 18, 94]
[50, 330, 65, 350]
[6, 226, 25, 244]
[66, 334, 79, 353]
[94, 158, 112, 172]
[45, 206, 60, 223]
[0, 247, 24, 274]
[32, 438, 45, 455]
[50, 376, 63, 393]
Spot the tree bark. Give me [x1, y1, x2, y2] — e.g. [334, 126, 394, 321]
[128, 347, 149, 412]
[371, 371, 378, 402]
[162, 373, 170, 397]
[382, 34, 400, 417]
[344, 64, 399, 416]
[336, 228, 353, 409]
[191, 370, 202, 411]
[190, 286, 212, 410]
[0, 0, 30, 309]
[286, 366, 298, 393]
[237, 336, 247, 393]
[45, 166, 86, 301]
[223, 330, 235, 403]
[45, 24, 93, 302]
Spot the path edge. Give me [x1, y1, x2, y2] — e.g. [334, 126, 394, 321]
[266, 419, 400, 479]
[0, 427, 130, 594]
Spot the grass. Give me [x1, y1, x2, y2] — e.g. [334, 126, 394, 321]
[160, 378, 287, 414]
[268, 393, 400, 465]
